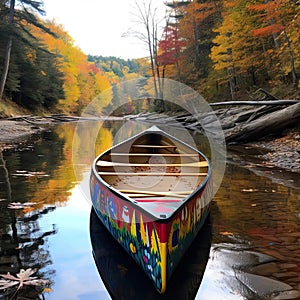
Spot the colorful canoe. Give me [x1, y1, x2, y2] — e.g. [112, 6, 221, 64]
[90, 126, 212, 293]
[90, 208, 212, 298]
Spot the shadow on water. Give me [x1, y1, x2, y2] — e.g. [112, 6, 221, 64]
[90, 208, 212, 300]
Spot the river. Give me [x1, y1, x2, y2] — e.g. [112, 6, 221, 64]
[0, 120, 299, 300]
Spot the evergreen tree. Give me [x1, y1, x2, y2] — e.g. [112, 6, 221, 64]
[0, 0, 51, 101]
[11, 37, 64, 109]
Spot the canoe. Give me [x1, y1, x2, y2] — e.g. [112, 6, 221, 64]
[90, 208, 212, 298]
[90, 126, 212, 293]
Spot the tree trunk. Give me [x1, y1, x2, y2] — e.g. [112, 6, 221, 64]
[283, 30, 298, 86]
[226, 102, 300, 143]
[210, 100, 300, 106]
[0, 39, 12, 100]
[193, 18, 200, 69]
[0, 0, 15, 101]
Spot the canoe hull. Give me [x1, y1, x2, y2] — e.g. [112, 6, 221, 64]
[90, 171, 212, 293]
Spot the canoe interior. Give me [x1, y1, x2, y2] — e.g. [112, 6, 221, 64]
[96, 132, 209, 202]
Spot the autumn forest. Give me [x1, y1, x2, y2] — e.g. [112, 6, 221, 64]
[0, 0, 300, 116]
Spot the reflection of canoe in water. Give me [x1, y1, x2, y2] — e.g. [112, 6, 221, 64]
[90, 208, 212, 299]
[90, 126, 212, 293]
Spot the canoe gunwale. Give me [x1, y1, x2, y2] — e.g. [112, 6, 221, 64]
[91, 126, 212, 221]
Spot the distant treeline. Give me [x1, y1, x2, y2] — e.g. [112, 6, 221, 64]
[88, 55, 142, 78]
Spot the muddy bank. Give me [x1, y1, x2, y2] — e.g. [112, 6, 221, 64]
[0, 115, 84, 148]
[0, 120, 46, 146]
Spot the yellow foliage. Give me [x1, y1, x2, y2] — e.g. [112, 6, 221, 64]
[30, 19, 112, 114]
[211, 0, 262, 72]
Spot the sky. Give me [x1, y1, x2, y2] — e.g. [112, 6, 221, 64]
[42, 0, 167, 59]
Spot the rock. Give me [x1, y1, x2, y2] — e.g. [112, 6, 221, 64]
[210, 245, 276, 269]
[271, 289, 300, 300]
[272, 272, 299, 279]
[236, 271, 293, 298]
[279, 263, 298, 270]
[286, 277, 300, 284]
[248, 262, 279, 276]
[257, 249, 286, 261]
[286, 246, 300, 251]
[288, 232, 300, 238]
[280, 236, 297, 243]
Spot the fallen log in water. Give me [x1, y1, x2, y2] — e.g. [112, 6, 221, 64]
[225, 102, 300, 143]
[210, 100, 300, 106]
[6, 114, 90, 124]
[131, 99, 300, 144]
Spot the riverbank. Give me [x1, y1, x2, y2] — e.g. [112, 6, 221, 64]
[0, 120, 46, 145]
[0, 117, 299, 174]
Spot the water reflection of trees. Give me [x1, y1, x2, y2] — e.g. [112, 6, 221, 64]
[0, 128, 69, 298]
[0, 122, 118, 298]
[0, 205, 56, 299]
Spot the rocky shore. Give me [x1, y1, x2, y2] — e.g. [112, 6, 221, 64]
[0, 120, 45, 143]
[250, 129, 300, 174]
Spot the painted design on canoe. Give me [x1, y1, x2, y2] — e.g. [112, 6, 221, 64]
[90, 126, 212, 293]
[90, 208, 212, 299]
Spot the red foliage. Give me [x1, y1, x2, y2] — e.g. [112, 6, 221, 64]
[88, 63, 100, 74]
[252, 23, 284, 36]
[248, 3, 269, 11]
[156, 25, 186, 66]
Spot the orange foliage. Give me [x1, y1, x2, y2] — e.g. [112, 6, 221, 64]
[252, 23, 284, 36]
[30, 19, 112, 114]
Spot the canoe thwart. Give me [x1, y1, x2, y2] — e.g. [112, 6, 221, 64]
[119, 189, 192, 195]
[96, 160, 208, 168]
[133, 199, 183, 203]
[98, 172, 208, 176]
[109, 153, 200, 157]
[119, 189, 192, 199]
[126, 194, 186, 199]
[131, 145, 177, 148]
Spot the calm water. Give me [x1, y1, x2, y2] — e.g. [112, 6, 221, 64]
[0, 120, 299, 300]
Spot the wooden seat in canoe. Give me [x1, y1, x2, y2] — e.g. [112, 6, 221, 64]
[131, 145, 177, 149]
[109, 153, 200, 157]
[96, 160, 209, 168]
[119, 189, 192, 199]
[98, 172, 208, 176]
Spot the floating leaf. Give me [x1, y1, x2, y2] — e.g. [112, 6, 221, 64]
[0, 268, 50, 292]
